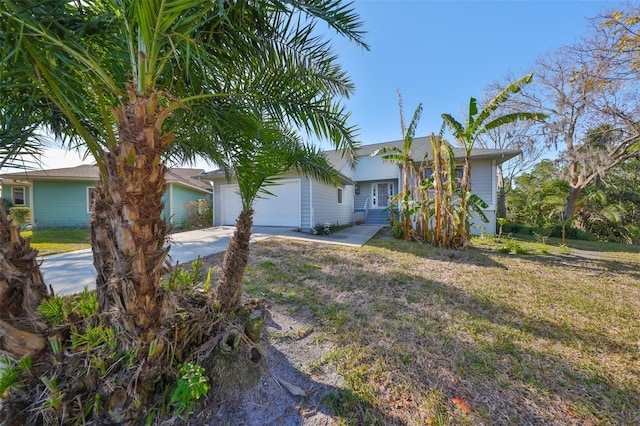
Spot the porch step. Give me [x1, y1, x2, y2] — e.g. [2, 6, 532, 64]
[365, 210, 390, 225]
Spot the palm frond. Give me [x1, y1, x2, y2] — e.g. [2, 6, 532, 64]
[472, 73, 534, 132]
[404, 103, 423, 150]
[484, 112, 548, 131]
[441, 113, 464, 140]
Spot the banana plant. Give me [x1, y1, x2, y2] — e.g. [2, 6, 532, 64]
[371, 94, 427, 240]
[442, 73, 547, 245]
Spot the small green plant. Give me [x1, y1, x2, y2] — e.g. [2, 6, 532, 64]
[170, 362, 210, 415]
[313, 223, 331, 235]
[514, 245, 529, 255]
[560, 214, 578, 246]
[72, 287, 99, 318]
[49, 337, 62, 356]
[559, 244, 572, 254]
[40, 376, 63, 411]
[37, 296, 67, 325]
[390, 221, 404, 239]
[191, 258, 204, 281]
[164, 258, 209, 291]
[70, 324, 117, 353]
[91, 355, 107, 375]
[533, 231, 549, 244]
[203, 265, 215, 292]
[497, 240, 528, 255]
[497, 217, 507, 241]
[498, 245, 512, 254]
[0, 355, 32, 396]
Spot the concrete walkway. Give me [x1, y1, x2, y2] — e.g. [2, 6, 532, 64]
[40, 224, 383, 295]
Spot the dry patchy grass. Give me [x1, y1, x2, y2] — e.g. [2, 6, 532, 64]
[207, 235, 640, 425]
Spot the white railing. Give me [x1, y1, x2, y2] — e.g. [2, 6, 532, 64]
[364, 197, 370, 223]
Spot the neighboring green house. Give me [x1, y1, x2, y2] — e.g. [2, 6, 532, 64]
[0, 165, 212, 229]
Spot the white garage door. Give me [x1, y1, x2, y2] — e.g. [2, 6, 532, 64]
[220, 179, 301, 227]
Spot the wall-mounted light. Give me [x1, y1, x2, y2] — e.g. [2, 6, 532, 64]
[354, 183, 360, 195]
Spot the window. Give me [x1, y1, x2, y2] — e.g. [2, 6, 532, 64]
[12, 187, 25, 205]
[425, 168, 463, 188]
[87, 187, 97, 213]
[337, 188, 343, 204]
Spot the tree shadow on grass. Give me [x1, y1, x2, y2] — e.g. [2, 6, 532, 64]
[236, 240, 640, 424]
[367, 238, 510, 270]
[330, 271, 638, 424]
[508, 250, 640, 281]
[193, 305, 404, 425]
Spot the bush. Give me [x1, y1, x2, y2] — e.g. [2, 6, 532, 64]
[183, 199, 213, 228]
[543, 224, 598, 241]
[8, 207, 31, 227]
[503, 222, 533, 235]
[390, 221, 404, 239]
[312, 222, 350, 235]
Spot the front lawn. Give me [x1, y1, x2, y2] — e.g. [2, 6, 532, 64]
[20, 228, 91, 256]
[210, 234, 640, 425]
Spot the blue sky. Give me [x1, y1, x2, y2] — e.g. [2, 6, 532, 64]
[1, 0, 620, 172]
[320, 0, 616, 149]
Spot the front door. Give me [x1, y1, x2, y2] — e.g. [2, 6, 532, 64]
[372, 182, 393, 208]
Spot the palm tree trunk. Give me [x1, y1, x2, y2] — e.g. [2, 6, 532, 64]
[0, 202, 50, 357]
[214, 209, 254, 311]
[91, 91, 171, 341]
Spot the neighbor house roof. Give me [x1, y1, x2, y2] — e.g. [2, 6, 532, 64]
[0, 165, 212, 193]
[324, 136, 522, 170]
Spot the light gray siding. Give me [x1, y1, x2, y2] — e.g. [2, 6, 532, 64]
[213, 181, 224, 226]
[311, 180, 353, 228]
[301, 177, 311, 230]
[469, 159, 496, 234]
[470, 159, 494, 207]
[471, 210, 496, 236]
[353, 156, 399, 181]
[354, 181, 372, 209]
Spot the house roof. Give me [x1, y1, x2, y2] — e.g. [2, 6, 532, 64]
[199, 168, 354, 186]
[0, 165, 212, 193]
[324, 137, 522, 170]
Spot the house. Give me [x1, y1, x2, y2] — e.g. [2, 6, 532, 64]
[203, 137, 520, 234]
[201, 169, 355, 231]
[0, 165, 212, 229]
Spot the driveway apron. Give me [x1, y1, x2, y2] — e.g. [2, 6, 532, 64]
[40, 225, 383, 295]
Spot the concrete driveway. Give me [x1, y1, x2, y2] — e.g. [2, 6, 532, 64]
[40, 225, 382, 295]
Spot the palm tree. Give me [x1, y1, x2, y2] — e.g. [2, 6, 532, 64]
[1, 0, 366, 422]
[0, 203, 52, 357]
[442, 73, 546, 246]
[0, 105, 53, 357]
[212, 121, 340, 310]
[1, 0, 367, 344]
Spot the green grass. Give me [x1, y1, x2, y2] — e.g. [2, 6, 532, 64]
[230, 235, 640, 425]
[20, 229, 91, 256]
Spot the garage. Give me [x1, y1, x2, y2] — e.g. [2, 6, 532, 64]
[220, 179, 301, 227]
